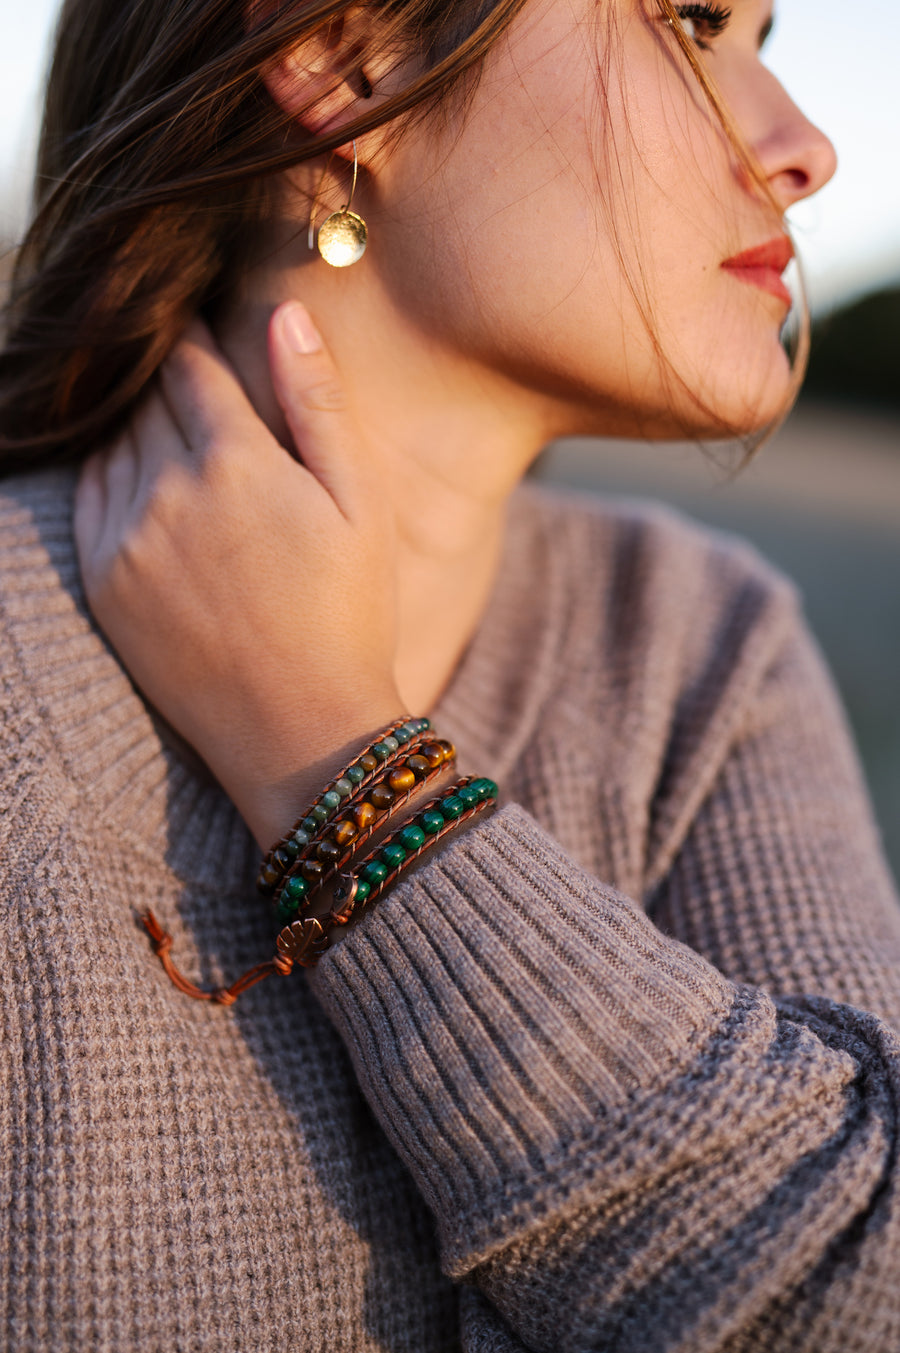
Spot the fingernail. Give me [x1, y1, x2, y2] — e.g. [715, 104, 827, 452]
[282, 302, 322, 355]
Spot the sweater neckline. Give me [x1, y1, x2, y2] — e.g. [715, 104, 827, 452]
[0, 469, 567, 891]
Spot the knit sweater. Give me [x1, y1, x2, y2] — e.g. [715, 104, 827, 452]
[1, 467, 899, 1353]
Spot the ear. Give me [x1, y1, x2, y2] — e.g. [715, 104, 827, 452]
[260, 7, 396, 145]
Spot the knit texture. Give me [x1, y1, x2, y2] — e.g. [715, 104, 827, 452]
[1, 467, 899, 1352]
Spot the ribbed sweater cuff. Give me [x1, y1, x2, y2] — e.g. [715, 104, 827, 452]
[310, 803, 736, 1269]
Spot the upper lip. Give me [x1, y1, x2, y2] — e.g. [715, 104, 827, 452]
[721, 236, 795, 272]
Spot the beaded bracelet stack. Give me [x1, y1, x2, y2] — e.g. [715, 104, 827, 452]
[142, 716, 499, 1006]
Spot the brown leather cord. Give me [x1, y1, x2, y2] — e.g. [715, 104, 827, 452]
[142, 910, 294, 1005]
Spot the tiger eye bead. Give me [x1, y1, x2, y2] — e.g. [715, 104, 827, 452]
[406, 755, 430, 777]
[352, 801, 377, 832]
[332, 819, 358, 848]
[419, 742, 446, 769]
[388, 767, 416, 793]
[272, 848, 294, 872]
[316, 839, 342, 865]
[435, 739, 455, 758]
[369, 783, 394, 811]
[301, 858, 325, 883]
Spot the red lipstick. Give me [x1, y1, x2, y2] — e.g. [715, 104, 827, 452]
[721, 236, 794, 306]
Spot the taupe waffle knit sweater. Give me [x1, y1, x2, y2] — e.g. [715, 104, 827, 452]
[1, 467, 899, 1353]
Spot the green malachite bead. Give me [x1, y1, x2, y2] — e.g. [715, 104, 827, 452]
[362, 860, 389, 886]
[372, 741, 392, 760]
[355, 878, 371, 903]
[399, 824, 426, 851]
[457, 784, 480, 807]
[310, 804, 329, 824]
[276, 897, 300, 925]
[334, 777, 353, 798]
[482, 779, 499, 798]
[420, 810, 444, 835]
[347, 763, 366, 784]
[440, 795, 464, 819]
[283, 873, 310, 901]
[301, 816, 319, 836]
[381, 842, 407, 869]
[321, 789, 342, 811]
[291, 827, 311, 848]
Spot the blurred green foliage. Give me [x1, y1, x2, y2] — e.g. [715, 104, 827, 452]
[805, 286, 900, 410]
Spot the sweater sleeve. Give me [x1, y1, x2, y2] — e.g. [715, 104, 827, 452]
[309, 606, 900, 1353]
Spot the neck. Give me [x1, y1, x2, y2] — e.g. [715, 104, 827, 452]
[214, 248, 556, 712]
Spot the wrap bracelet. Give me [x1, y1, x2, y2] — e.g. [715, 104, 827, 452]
[271, 737, 458, 922]
[257, 716, 435, 896]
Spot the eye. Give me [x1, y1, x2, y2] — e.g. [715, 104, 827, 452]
[672, 4, 733, 51]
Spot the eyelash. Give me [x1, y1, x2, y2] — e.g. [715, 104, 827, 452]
[673, 4, 733, 50]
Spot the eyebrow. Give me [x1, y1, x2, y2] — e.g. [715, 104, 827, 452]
[759, 11, 775, 49]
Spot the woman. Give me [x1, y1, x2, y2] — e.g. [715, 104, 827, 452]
[1, 0, 898, 1349]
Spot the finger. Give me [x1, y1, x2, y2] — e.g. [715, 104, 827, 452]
[268, 301, 368, 509]
[159, 318, 264, 453]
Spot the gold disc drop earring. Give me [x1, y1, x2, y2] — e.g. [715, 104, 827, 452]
[309, 140, 368, 268]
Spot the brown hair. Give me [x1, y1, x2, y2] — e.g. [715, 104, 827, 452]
[0, 0, 799, 473]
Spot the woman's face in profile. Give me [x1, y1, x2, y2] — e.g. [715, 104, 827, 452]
[369, 0, 836, 440]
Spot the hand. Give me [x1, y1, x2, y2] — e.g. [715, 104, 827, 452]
[74, 303, 405, 848]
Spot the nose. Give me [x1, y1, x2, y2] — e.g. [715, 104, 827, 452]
[749, 69, 838, 210]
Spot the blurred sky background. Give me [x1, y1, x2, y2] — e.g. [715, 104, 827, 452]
[2, 0, 900, 309]
[1, 1, 899, 879]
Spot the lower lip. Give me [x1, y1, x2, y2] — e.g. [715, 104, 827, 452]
[721, 264, 792, 307]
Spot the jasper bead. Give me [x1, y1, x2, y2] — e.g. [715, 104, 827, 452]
[347, 763, 366, 784]
[352, 801, 377, 832]
[333, 777, 354, 798]
[301, 816, 319, 836]
[362, 860, 389, 886]
[301, 858, 325, 883]
[310, 804, 329, 825]
[321, 790, 342, 812]
[369, 783, 394, 811]
[372, 741, 393, 760]
[316, 839, 342, 864]
[291, 827, 311, 848]
[388, 767, 416, 792]
[382, 735, 400, 753]
[398, 824, 426, 851]
[332, 819, 358, 848]
[405, 755, 430, 777]
[439, 794, 464, 819]
[394, 725, 412, 744]
[420, 810, 444, 835]
[381, 842, 407, 870]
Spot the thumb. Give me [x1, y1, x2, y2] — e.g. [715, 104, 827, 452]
[268, 300, 369, 510]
